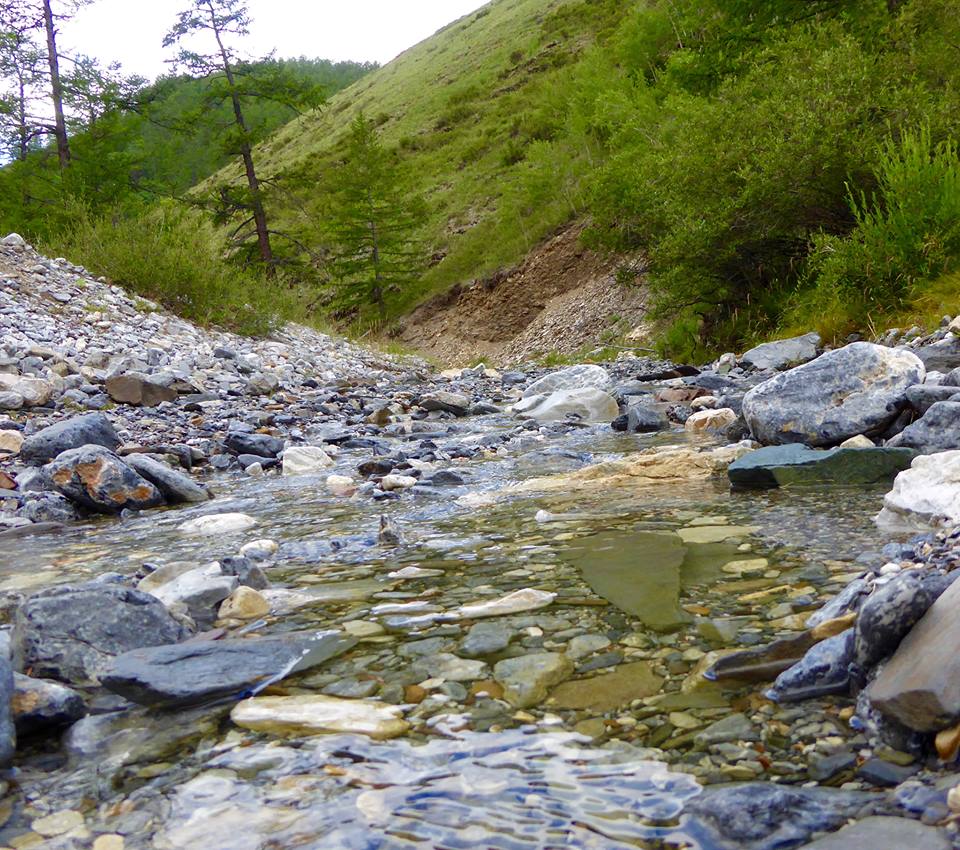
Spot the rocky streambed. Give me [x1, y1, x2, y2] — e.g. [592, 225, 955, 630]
[3, 234, 960, 848]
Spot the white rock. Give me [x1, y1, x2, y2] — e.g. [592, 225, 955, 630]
[840, 435, 875, 448]
[282, 446, 334, 477]
[684, 408, 737, 433]
[0, 430, 24, 454]
[457, 588, 557, 619]
[231, 695, 409, 739]
[326, 474, 357, 496]
[387, 566, 444, 579]
[876, 451, 960, 530]
[240, 538, 278, 560]
[218, 586, 270, 620]
[178, 512, 258, 536]
[380, 474, 417, 491]
[523, 364, 611, 398]
[1, 233, 25, 247]
[514, 387, 619, 424]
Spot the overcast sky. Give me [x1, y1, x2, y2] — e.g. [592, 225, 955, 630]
[61, 1, 490, 82]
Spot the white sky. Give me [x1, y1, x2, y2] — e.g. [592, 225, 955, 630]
[61, 0, 491, 81]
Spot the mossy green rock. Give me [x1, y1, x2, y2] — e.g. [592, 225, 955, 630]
[728, 444, 916, 489]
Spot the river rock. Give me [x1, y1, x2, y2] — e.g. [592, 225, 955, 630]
[231, 694, 409, 740]
[0, 429, 24, 454]
[625, 403, 668, 433]
[875, 451, 960, 530]
[493, 652, 573, 708]
[102, 631, 356, 707]
[0, 374, 55, 407]
[178, 512, 258, 536]
[854, 570, 950, 671]
[522, 364, 611, 398]
[125, 454, 211, 503]
[914, 338, 960, 372]
[685, 784, 875, 850]
[148, 564, 238, 624]
[728, 444, 916, 489]
[741, 332, 821, 371]
[218, 587, 270, 620]
[0, 655, 14, 768]
[742, 342, 923, 446]
[45, 445, 164, 513]
[514, 387, 620, 423]
[766, 630, 855, 703]
[798, 817, 950, 850]
[12, 674, 85, 735]
[225, 431, 285, 458]
[19, 412, 120, 464]
[105, 372, 178, 407]
[891, 401, 960, 454]
[685, 407, 737, 433]
[905, 385, 960, 415]
[867, 576, 960, 731]
[421, 391, 470, 416]
[459, 621, 515, 657]
[13, 582, 188, 686]
[548, 662, 662, 712]
[456, 588, 556, 619]
[282, 445, 334, 476]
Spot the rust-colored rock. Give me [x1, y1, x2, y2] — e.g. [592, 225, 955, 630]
[44, 445, 163, 514]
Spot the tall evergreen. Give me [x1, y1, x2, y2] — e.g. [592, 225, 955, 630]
[326, 114, 426, 324]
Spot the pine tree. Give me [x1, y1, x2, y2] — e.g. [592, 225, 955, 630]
[326, 114, 426, 324]
[163, 0, 323, 275]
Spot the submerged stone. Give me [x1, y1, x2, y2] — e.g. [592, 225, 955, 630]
[798, 817, 949, 850]
[231, 695, 409, 740]
[564, 531, 690, 632]
[493, 652, 573, 708]
[766, 630, 855, 703]
[729, 444, 916, 489]
[548, 662, 663, 712]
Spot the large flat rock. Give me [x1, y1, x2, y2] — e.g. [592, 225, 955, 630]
[742, 332, 821, 371]
[729, 444, 916, 489]
[867, 575, 960, 731]
[875, 450, 960, 531]
[19, 413, 120, 465]
[102, 631, 357, 708]
[798, 817, 949, 850]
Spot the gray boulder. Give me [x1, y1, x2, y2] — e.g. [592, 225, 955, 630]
[905, 384, 960, 415]
[12, 674, 85, 736]
[514, 387, 619, 423]
[421, 391, 470, 416]
[728, 444, 916, 489]
[125, 454, 211, 504]
[741, 332, 820, 371]
[890, 401, 960, 454]
[798, 817, 949, 850]
[522, 365, 611, 398]
[626, 403, 668, 433]
[105, 372, 177, 407]
[914, 339, 960, 373]
[19, 412, 120, 465]
[225, 432, 285, 458]
[867, 575, 960, 731]
[742, 342, 924, 446]
[102, 631, 357, 708]
[45, 445, 164, 513]
[13, 582, 188, 686]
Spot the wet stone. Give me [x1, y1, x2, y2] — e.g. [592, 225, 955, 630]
[45, 445, 164, 513]
[12, 673, 86, 736]
[856, 758, 919, 787]
[549, 662, 663, 712]
[459, 621, 515, 657]
[493, 652, 573, 709]
[798, 817, 950, 850]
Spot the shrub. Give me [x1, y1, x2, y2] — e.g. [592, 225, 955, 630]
[44, 202, 295, 336]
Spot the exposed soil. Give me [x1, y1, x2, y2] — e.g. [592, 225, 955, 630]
[395, 223, 651, 366]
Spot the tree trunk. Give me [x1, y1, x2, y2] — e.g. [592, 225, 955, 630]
[206, 1, 274, 275]
[42, 0, 70, 171]
[17, 75, 28, 161]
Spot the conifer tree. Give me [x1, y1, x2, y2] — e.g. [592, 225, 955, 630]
[326, 113, 426, 324]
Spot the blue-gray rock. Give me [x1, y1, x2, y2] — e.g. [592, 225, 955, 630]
[19, 413, 120, 465]
[806, 579, 870, 629]
[125, 454, 211, 504]
[905, 384, 960, 415]
[12, 674, 85, 736]
[460, 621, 515, 657]
[742, 342, 924, 446]
[854, 570, 952, 671]
[766, 630, 855, 703]
[0, 655, 14, 767]
[742, 333, 821, 371]
[797, 817, 949, 850]
[855, 758, 918, 788]
[728, 444, 916, 489]
[44, 445, 164, 513]
[684, 783, 874, 850]
[626, 403, 668, 433]
[225, 432, 285, 458]
[17, 493, 81, 524]
[13, 582, 189, 686]
[889, 401, 960, 454]
[102, 631, 357, 708]
[220, 556, 270, 590]
[914, 339, 960, 373]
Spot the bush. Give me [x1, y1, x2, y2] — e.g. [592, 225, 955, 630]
[44, 202, 295, 336]
[795, 126, 960, 330]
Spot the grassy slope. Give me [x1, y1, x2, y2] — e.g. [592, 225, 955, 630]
[210, 0, 623, 320]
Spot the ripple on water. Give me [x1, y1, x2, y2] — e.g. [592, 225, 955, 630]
[158, 729, 704, 850]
